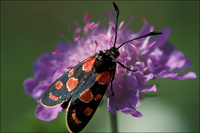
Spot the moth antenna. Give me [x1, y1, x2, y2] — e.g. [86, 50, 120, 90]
[117, 31, 163, 49]
[113, 2, 119, 48]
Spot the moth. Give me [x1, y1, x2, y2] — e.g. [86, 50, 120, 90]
[41, 2, 162, 133]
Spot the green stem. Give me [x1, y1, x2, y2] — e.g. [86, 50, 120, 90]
[109, 112, 118, 132]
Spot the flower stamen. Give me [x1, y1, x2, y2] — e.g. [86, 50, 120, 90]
[118, 21, 125, 30]
[84, 13, 90, 23]
[148, 41, 156, 48]
[101, 34, 108, 43]
[74, 35, 80, 42]
[52, 49, 61, 56]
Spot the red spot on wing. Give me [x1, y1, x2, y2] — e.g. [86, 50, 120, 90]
[49, 92, 61, 101]
[55, 81, 63, 90]
[96, 71, 111, 85]
[67, 78, 78, 91]
[94, 94, 102, 100]
[79, 89, 93, 103]
[68, 69, 74, 77]
[72, 109, 82, 124]
[84, 107, 93, 116]
[82, 58, 96, 72]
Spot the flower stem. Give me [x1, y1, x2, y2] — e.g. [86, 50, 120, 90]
[109, 112, 118, 132]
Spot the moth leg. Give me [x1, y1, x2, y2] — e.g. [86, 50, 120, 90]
[110, 69, 116, 96]
[117, 61, 138, 72]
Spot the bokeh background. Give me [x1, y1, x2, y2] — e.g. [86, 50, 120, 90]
[1, 1, 199, 132]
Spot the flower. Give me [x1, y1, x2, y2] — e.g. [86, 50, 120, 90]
[24, 12, 196, 121]
[107, 78, 143, 117]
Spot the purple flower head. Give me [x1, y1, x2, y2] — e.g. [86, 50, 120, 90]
[24, 11, 196, 122]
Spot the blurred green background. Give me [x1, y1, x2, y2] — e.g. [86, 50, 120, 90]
[1, 1, 199, 132]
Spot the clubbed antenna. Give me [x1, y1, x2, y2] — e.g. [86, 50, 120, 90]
[113, 2, 119, 48]
[117, 31, 163, 49]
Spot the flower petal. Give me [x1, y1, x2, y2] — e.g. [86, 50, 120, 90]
[170, 72, 197, 80]
[117, 78, 130, 90]
[156, 70, 197, 80]
[160, 42, 175, 56]
[33, 53, 59, 80]
[155, 70, 177, 78]
[23, 77, 38, 96]
[35, 104, 63, 121]
[130, 89, 141, 107]
[147, 58, 155, 73]
[131, 71, 145, 85]
[120, 107, 144, 117]
[153, 27, 171, 47]
[165, 51, 192, 71]
[136, 84, 157, 93]
[143, 73, 154, 84]
[138, 25, 152, 36]
[127, 75, 138, 88]
[32, 80, 52, 102]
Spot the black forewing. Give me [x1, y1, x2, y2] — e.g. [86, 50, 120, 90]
[40, 55, 96, 107]
[66, 70, 114, 133]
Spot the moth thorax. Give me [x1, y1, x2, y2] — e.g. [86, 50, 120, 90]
[94, 50, 116, 73]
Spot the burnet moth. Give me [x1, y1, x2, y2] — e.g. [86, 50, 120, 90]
[40, 2, 162, 133]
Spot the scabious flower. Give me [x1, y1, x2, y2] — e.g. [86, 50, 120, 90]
[24, 11, 196, 122]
